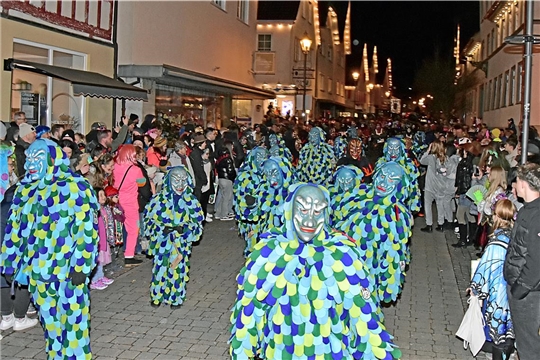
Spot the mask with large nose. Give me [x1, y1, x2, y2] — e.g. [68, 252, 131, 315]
[308, 128, 322, 146]
[169, 167, 189, 195]
[292, 185, 328, 242]
[385, 138, 403, 162]
[24, 140, 49, 181]
[263, 160, 283, 188]
[335, 167, 356, 193]
[373, 162, 404, 197]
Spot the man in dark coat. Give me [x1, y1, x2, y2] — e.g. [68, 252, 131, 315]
[504, 163, 540, 360]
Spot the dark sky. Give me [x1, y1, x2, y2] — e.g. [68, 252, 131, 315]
[322, 1, 480, 98]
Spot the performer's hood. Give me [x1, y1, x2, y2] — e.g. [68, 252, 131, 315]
[333, 165, 364, 192]
[262, 156, 295, 189]
[22, 139, 72, 185]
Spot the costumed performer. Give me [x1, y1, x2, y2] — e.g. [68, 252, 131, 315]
[329, 165, 367, 227]
[297, 127, 335, 186]
[229, 183, 402, 360]
[337, 162, 413, 303]
[144, 166, 204, 308]
[1, 139, 99, 359]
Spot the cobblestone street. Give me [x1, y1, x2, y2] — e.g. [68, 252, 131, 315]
[1, 217, 478, 359]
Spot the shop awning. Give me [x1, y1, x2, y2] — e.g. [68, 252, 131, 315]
[4, 58, 148, 101]
[118, 64, 275, 100]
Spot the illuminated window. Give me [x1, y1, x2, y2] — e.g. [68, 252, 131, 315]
[509, 66, 516, 105]
[258, 34, 272, 51]
[502, 70, 509, 107]
[517, 62, 522, 103]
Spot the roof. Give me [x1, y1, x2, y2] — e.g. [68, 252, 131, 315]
[257, 1, 300, 21]
[319, 1, 348, 41]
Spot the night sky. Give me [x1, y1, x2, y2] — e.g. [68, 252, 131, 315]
[322, 1, 480, 98]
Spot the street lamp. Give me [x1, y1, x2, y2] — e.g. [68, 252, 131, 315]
[352, 71, 360, 81]
[385, 91, 390, 98]
[300, 32, 312, 118]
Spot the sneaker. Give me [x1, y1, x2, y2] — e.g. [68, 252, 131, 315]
[227, 212, 235, 217]
[13, 316, 38, 331]
[124, 257, 143, 266]
[101, 277, 114, 285]
[205, 215, 213, 222]
[26, 302, 37, 317]
[0, 314, 15, 330]
[90, 280, 108, 290]
[220, 215, 234, 221]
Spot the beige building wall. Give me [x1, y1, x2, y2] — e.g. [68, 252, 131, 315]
[0, 18, 115, 132]
[117, 1, 258, 87]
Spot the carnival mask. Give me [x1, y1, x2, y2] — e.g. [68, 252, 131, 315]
[308, 128, 321, 146]
[335, 167, 356, 193]
[253, 147, 268, 172]
[349, 139, 362, 160]
[373, 162, 404, 197]
[170, 167, 189, 195]
[25, 140, 49, 181]
[263, 160, 283, 188]
[385, 138, 403, 161]
[293, 185, 327, 242]
[269, 134, 279, 147]
[269, 144, 280, 157]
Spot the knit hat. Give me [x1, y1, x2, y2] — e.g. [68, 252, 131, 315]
[35, 125, 51, 139]
[154, 137, 168, 148]
[62, 129, 75, 142]
[129, 113, 139, 122]
[104, 185, 119, 198]
[18, 123, 35, 139]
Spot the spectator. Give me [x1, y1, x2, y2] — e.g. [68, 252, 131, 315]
[5, 111, 26, 143]
[50, 124, 64, 144]
[189, 135, 213, 221]
[140, 114, 156, 133]
[14, 123, 36, 177]
[146, 137, 168, 168]
[214, 141, 236, 221]
[504, 163, 540, 360]
[504, 137, 519, 168]
[73, 153, 91, 177]
[113, 145, 145, 266]
[86, 153, 115, 188]
[169, 141, 194, 179]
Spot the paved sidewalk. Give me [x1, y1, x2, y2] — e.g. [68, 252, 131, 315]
[1, 218, 474, 359]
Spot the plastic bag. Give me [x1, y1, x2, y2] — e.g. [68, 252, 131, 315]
[456, 295, 486, 356]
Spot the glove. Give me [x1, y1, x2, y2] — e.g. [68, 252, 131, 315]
[69, 271, 87, 286]
[245, 195, 256, 207]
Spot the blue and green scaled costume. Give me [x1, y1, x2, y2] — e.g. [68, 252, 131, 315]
[233, 147, 268, 257]
[229, 183, 401, 360]
[333, 136, 348, 160]
[328, 165, 367, 227]
[258, 156, 296, 234]
[375, 138, 421, 213]
[268, 133, 293, 162]
[1, 139, 99, 360]
[297, 127, 335, 186]
[336, 163, 413, 304]
[144, 166, 204, 307]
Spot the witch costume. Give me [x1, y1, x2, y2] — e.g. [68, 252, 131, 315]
[297, 127, 335, 186]
[1, 139, 99, 359]
[229, 183, 402, 360]
[337, 162, 413, 303]
[144, 166, 204, 308]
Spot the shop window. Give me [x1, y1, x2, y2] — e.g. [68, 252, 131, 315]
[258, 34, 272, 51]
[232, 99, 251, 118]
[328, 78, 332, 94]
[11, 41, 85, 131]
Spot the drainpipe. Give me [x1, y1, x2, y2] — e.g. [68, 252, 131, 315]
[112, 0, 119, 126]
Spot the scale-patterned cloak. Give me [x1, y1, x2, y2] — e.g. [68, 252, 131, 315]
[337, 172, 413, 303]
[258, 156, 295, 234]
[329, 165, 368, 227]
[233, 147, 268, 257]
[230, 183, 402, 360]
[297, 127, 335, 186]
[144, 166, 204, 306]
[375, 139, 421, 212]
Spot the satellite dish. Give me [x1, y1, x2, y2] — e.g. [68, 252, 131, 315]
[352, 39, 359, 46]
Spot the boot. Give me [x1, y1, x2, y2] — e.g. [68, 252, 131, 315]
[452, 224, 470, 248]
[435, 224, 444, 232]
[468, 221, 480, 249]
[420, 225, 433, 233]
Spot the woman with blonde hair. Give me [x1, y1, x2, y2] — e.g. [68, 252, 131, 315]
[469, 199, 516, 360]
[420, 140, 459, 233]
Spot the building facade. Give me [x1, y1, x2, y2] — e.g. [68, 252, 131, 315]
[117, 0, 273, 128]
[456, 0, 540, 128]
[254, 0, 352, 120]
[0, 0, 145, 132]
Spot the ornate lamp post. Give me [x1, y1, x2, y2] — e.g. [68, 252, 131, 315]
[300, 32, 312, 119]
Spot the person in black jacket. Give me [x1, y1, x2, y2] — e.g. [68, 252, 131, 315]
[336, 138, 373, 183]
[504, 163, 540, 360]
[214, 141, 236, 221]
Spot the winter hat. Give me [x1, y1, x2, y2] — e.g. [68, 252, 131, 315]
[153, 137, 168, 148]
[91, 122, 106, 130]
[18, 123, 35, 139]
[104, 185, 119, 198]
[35, 125, 51, 139]
[62, 129, 75, 141]
[193, 134, 206, 144]
[129, 113, 139, 122]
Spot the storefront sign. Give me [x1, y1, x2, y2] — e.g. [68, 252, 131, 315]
[20, 92, 39, 126]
